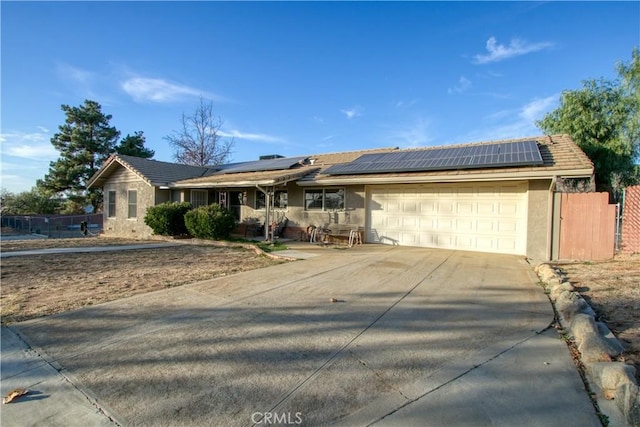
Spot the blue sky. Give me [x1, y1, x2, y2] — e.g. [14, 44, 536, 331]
[2, 1, 639, 193]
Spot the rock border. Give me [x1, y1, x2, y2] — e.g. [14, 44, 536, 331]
[535, 263, 640, 426]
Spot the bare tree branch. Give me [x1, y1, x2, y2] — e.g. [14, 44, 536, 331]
[164, 97, 235, 166]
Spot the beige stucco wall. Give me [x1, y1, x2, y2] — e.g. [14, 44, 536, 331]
[282, 183, 366, 230]
[155, 188, 171, 204]
[99, 167, 554, 254]
[526, 179, 552, 260]
[102, 167, 155, 238]
[231, 183, 367, 237]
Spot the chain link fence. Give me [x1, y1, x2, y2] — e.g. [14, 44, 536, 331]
[1, 214, 103, 239]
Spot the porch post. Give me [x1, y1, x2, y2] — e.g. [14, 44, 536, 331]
[255, 185, 270, 241]
[265, 190, 272, 241]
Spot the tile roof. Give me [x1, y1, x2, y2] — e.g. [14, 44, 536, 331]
[171, 147, 398, 187]
[87, 154, 215, 188]
[88, 134, 592, 190]
[116, 155, 214, 184]
[298, 134, 593, 185]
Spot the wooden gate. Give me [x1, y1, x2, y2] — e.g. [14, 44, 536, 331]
[559, 192, 616, 260]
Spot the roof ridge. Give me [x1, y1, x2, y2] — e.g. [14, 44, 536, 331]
[308, 147, 398, 158]
[393, 135, 561, 153]
[116, 154, 210, 170]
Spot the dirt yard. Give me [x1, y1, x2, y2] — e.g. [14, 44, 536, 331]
[557, 253, 640, 380]
[1, 237, 285, 324]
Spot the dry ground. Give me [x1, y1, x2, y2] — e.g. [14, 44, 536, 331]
[1, 237, 284, 324]
[557, 253, 640, 381]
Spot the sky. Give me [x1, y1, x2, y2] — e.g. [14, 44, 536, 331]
[1, 1, 639, 193]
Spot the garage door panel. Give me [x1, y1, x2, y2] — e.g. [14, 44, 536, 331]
[476, 237, 496, 251]
[456, 202, 474, 214]
[455, 219, 475, 233]
[458, 185, 477, 197]
[436, 218, 455, 231]
[497, 220, 519, 233]
[455, 235, 476, 249]
[438, 202, 455, 214]
[498, 202, 519, 215]
[403, 201, 418, 213]
[438, 187, 455, 196]
[420, 201, 437, 213]
[402, 216, 419, 228]
[368, 182, 527, 255]
[477, 202, 496, 215]
[497, 238, 518, 251]
[476, 219, 496, 233]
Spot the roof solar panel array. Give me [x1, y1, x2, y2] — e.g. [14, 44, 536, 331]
[324, 140, 543, 175]
[218, 156, 308, 174]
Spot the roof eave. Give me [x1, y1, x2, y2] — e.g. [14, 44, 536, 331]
[297, 168, 594, 186]
[87, 155, 155, 189]
[86, 155, 117, 189]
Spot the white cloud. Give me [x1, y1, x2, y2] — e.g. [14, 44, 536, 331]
[121, 77, 220, 103]
[56, 63, 95, 84]
[0, 129, 57, 160]
[394, 99, 419, 108]
[448, 76, 472, 94]
[473, 37, 553, 64]
[341, 105, 363, 119]
[519, 96, 557, 123]
[0, 128, 59, 192]
[218, 129, 284, 143]
[389, 117, 433, 148]
[313, 116, 325, 124]
[55, 62, 102, 100]
[459, 95, 558, 142]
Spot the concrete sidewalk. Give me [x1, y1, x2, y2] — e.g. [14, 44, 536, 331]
[2, 245, 603, 426]
[0, 243, 180, 258]
[0, 327, 115, 426]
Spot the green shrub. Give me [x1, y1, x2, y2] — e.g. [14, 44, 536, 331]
[184, 203, 236, 240]
[144, 201, 192, 236]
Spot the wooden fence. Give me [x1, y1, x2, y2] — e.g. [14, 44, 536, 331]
[621, 185, 640, 254]
[558, 192, 616, 261]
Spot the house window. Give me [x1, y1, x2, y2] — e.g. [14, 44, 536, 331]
[304, 188, 344, 211]
[108, 191, 116, 218]
[274, 190, 288, 209]
[255, 191, 266, 209]
[324, 188, 345, 210]
[128, 190, 137, 219]
[255, 190, 288, 210]
[191, 190, 208, 208]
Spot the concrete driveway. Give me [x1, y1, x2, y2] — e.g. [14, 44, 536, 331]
[3, 245, 599, 426]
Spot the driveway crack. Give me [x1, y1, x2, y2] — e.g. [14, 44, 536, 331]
[349, 349, 412, 402]
[259, 251, 454, 423]
[367, 327, 552, 426]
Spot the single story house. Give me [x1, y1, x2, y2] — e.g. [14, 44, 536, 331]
[87, 134, 594, 260]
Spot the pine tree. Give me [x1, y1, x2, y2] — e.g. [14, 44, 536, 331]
[117, 131, 155, 158]
[38, 100, 120, 209]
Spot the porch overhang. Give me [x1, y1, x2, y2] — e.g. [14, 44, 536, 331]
[171, 167, 320, 189]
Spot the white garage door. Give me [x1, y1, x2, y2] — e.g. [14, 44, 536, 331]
[367, 182, 528, 255]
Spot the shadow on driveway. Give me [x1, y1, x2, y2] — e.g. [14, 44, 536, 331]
[4, 246, 600, 426]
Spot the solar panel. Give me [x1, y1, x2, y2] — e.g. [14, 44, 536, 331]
[323, 140, 543, 175]
[218, 156, 308, 174]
